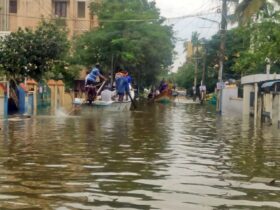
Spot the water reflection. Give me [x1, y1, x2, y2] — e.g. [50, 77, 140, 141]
[0, 104, 279, 209]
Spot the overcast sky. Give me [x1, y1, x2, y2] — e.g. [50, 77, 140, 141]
[155, 0, 218, 18]
[154, 0, 222, 71]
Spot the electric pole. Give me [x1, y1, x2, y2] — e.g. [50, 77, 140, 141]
[194, 46, 198, 89]
[217, 0, 227, 113]
[202, 44, 206, 86]
[193, 43, 199, 101]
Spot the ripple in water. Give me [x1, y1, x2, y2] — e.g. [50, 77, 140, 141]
[0, 104, 279, 209]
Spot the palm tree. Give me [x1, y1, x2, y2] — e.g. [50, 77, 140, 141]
[235, 0, 280, 25]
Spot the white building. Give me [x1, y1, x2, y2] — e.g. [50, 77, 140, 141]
[241, 74, 280, 127]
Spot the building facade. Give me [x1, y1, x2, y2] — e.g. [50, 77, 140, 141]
[242, 74, 280, 128]
[0, 0, 97, 37]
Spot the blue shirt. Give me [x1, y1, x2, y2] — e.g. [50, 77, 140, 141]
[86, 67, 101, 82]
[116, 76, 129, 94]
[126, 75, 132, 84]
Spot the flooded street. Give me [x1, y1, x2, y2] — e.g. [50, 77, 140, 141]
[0, 103, 280, 210]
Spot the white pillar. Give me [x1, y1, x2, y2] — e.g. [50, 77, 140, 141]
[54, 84, 58, 110]
[278, 96, 280, 128]
[254, 83, 258, 121]
[34, 85, 37, 115]
[272, 94, 280, 127]
[243, 84, 253, 116]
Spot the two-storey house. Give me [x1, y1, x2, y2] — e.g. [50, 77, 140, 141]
[0, 0, 97, 37]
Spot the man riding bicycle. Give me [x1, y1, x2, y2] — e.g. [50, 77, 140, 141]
[85, 63, 107, 103]
[85, 63, 107, 86]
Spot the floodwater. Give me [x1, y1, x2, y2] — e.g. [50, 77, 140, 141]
[0, 103, 280, 210]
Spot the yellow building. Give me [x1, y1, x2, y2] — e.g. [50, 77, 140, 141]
[185, 41, 193, 62]
[0, 0, 97, 37]
[184, 41, 204, 63]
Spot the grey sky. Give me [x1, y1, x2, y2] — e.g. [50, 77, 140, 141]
[154, 0, 222, 71]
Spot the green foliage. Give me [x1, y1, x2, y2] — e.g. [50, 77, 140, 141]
[203, 27, 251, 79]
[51, 63, 83, 89]
[200, 12, 280, 79]
[175, 63, 196, 89]
[174, 2, 280, 92]
[72, 0, 174, 87]
[233, 13, 280, 74]
[0, 20, 70, 82]
[234, 0, 280, 25]
[191, 32, 201, 48]
[174, 27, 251, 91]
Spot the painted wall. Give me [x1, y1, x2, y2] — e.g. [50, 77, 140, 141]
[241, 74, 280, 85]
[241, 74, 280, 127]
[4, 0, 97, 37]
[243, 84, 254, 116]
[222, 86, 243, 115]
[0, 0, 9, 30]
[263, 93, 273, 116]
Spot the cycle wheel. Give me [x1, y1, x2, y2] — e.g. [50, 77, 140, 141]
[87, 87, 96, 104]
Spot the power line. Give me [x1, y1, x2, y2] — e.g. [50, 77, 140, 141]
[168, 1, 222, 69]
[0, 10, 219, 24]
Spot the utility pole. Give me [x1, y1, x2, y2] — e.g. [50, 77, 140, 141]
[196, 17, 220, 88]
[202, 44, 206, 86]
[216, 0, 227, 113]
[193, 44, 199, 101]
[194, 46, 198, 89]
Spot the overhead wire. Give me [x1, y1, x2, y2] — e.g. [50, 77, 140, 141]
[0, 0, 229, 34]
[173, 0, 221, 42]
[168, 0, 221, 68]
[0, 7, 219, 23]
[1, 1, 224, 57]
[0, 0, 225, 40]
[171, 2, 219, 43]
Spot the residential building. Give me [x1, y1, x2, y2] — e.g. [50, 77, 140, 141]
[0, 0, 9, 31]
[0, 0, 97, 37]
[185, 41, 193, 62]
[242, 74, 280, 127]
[184, 41, 203, 63]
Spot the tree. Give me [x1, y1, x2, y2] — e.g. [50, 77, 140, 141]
[233, 15, 280, 74]
[72, 0, 174, 87]
[0, 20, 70, 82]
[175, 63, 196, 89]
[231, 0, 280, 74]
[235, 0, 280, 25]
[205, 27, 251, 77]
[174, 27, 251, 91]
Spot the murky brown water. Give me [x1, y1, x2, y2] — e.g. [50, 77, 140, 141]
[0, 103, 280, 210]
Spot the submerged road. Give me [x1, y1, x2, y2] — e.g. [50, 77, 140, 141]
[0, 103, 280, 209]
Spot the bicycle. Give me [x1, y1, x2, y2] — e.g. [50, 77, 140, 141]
[85, 81, 106, 104]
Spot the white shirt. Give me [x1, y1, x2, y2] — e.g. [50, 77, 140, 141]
[101, 89, 115, 102]
[199, 85, 206, 92]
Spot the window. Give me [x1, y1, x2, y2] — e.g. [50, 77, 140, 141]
[54, 1, 67, 17]
[77, 1, 86, 18]
[9, 0, 17, 13]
